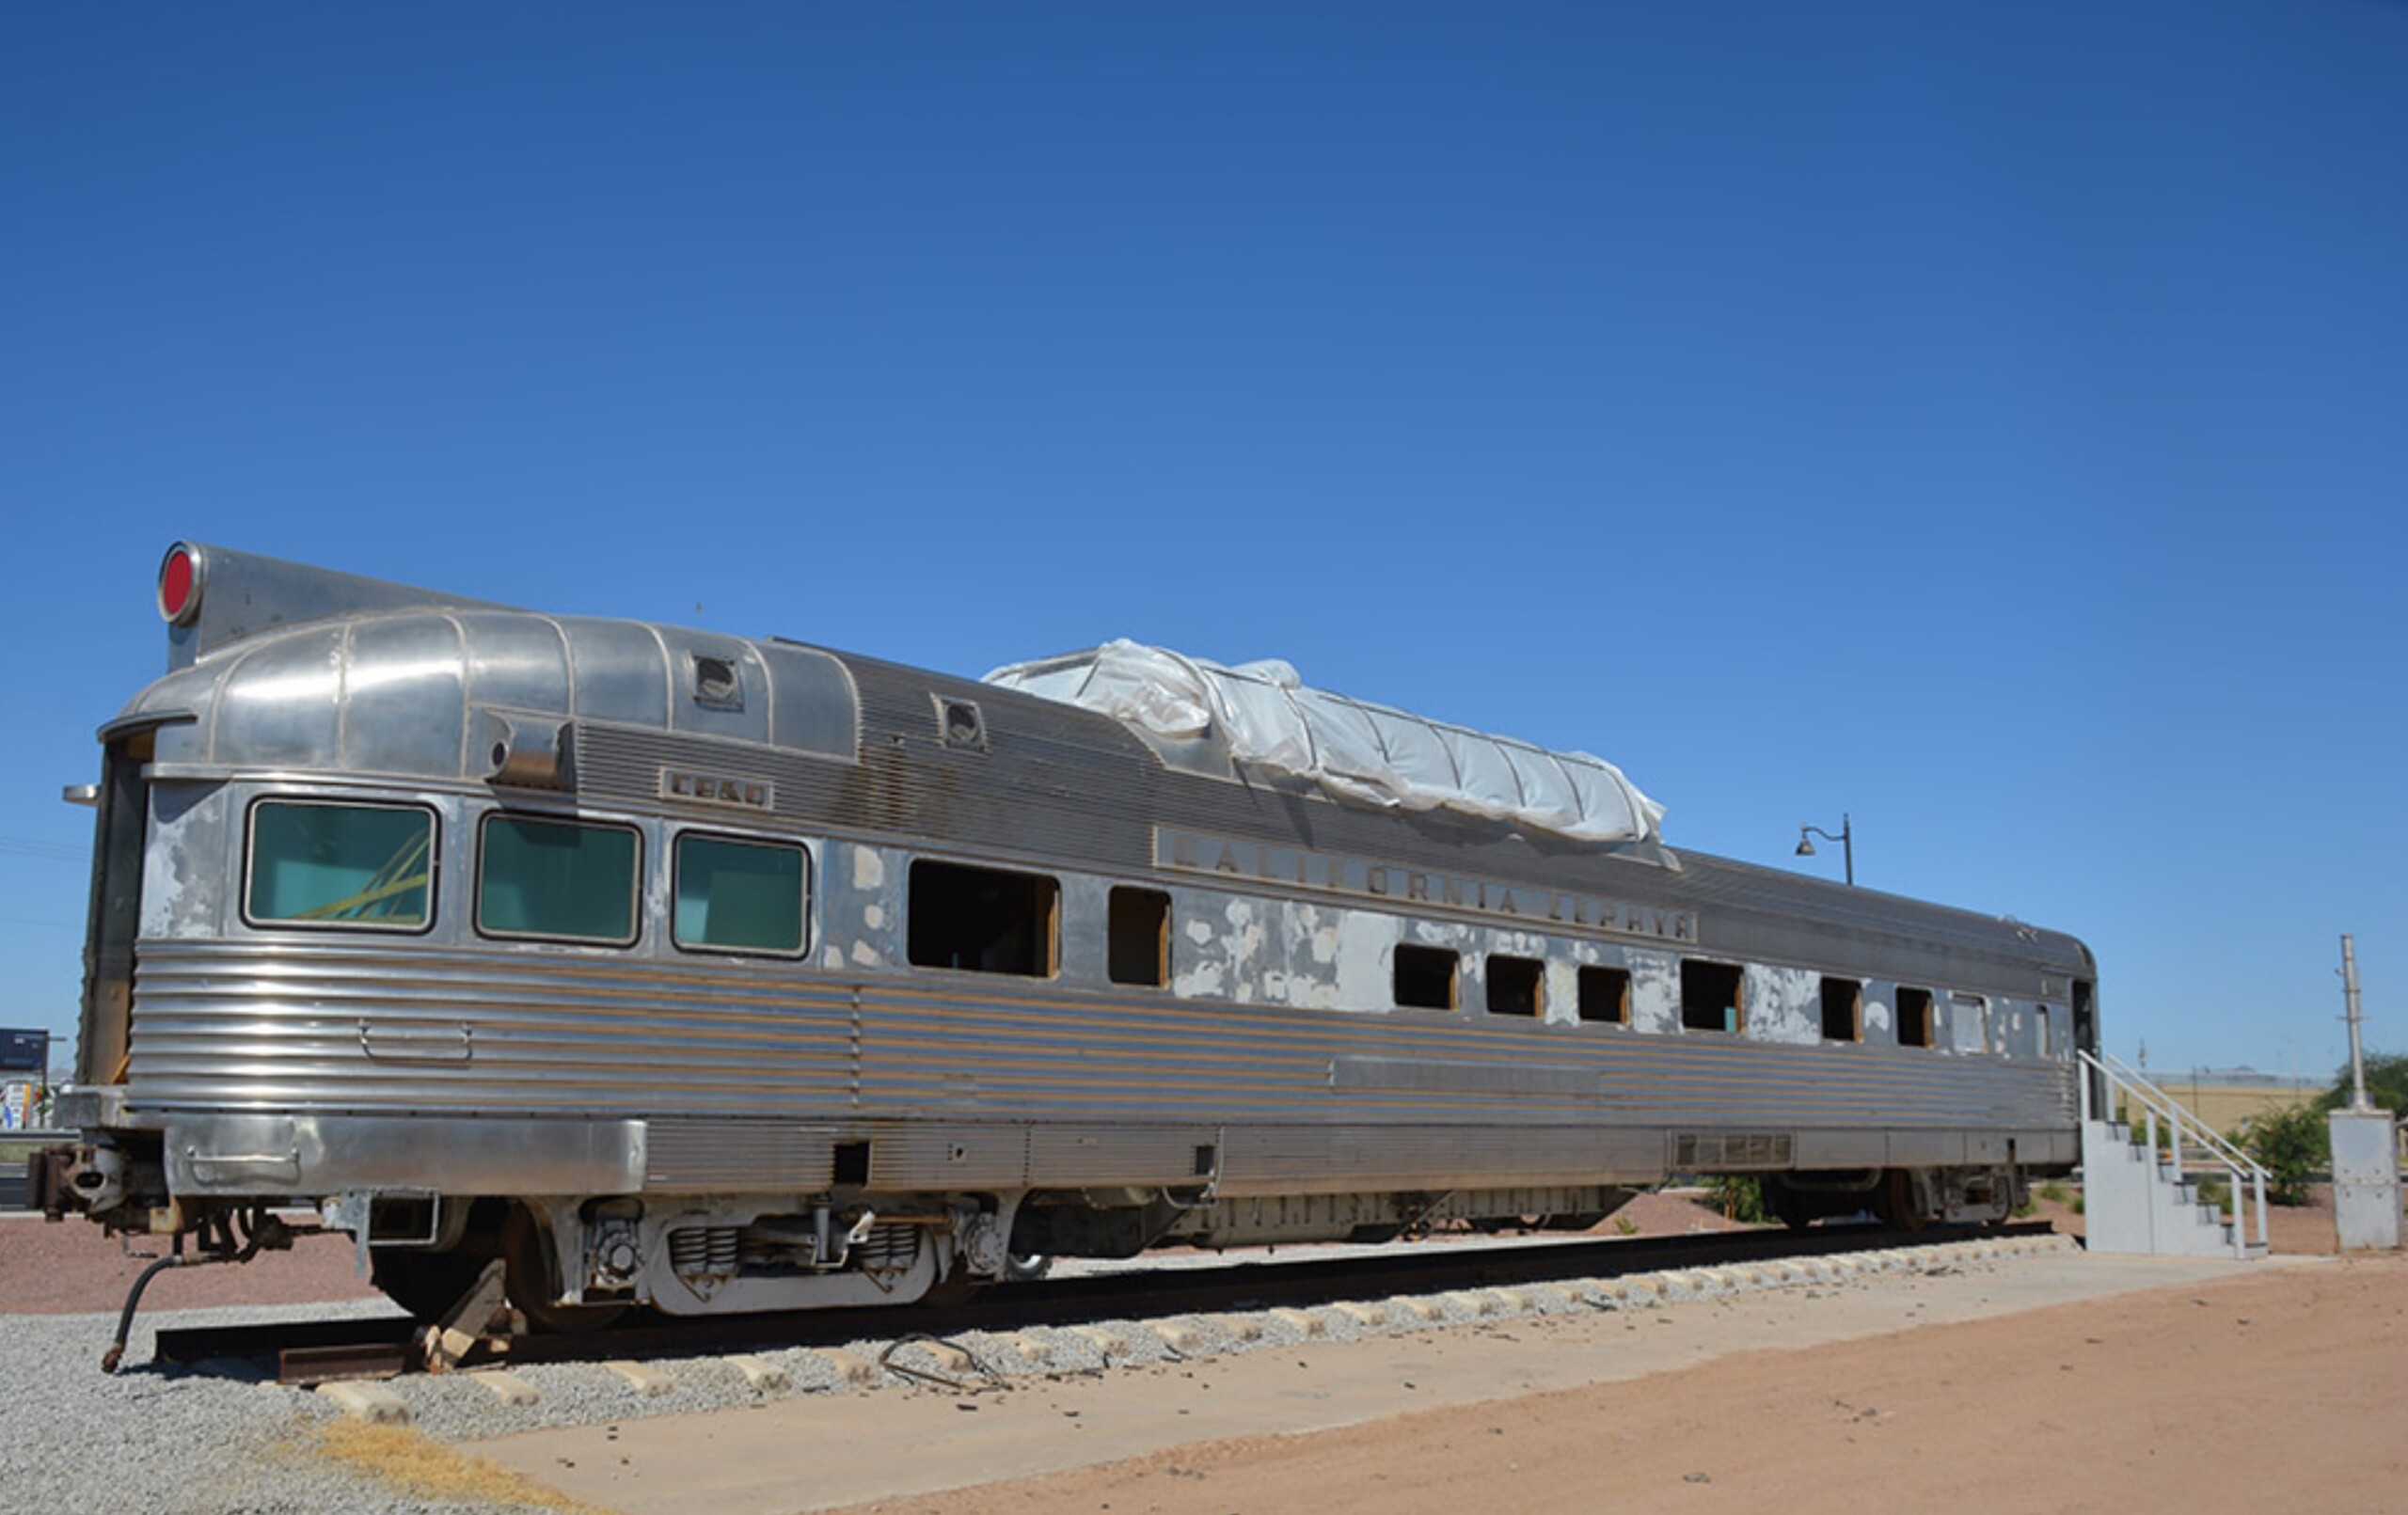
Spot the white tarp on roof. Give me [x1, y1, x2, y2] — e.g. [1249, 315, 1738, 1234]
[984, 639, 1665, 844]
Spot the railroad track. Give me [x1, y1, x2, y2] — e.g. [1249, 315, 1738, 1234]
[151, 1220, 2055, 1385]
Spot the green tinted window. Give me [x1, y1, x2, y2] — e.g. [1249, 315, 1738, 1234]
[477, 814, 639, 943]
[247, 801, 435, 929]
[673, 835, 807, 955]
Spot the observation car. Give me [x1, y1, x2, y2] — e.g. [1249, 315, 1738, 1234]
[48, 543, 2098, 1326]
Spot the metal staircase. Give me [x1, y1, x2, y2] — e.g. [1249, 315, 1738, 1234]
[2079, 1049, 2271, 1259]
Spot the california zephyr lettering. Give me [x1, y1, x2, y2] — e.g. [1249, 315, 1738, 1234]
[1152, 826, 1694, 943]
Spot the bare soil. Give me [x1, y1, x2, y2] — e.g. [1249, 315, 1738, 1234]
[0, 1214, 384, 1315]
[838, 1253, 2408, 1515]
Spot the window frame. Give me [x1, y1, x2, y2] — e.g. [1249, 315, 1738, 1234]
[473, 810, 645, 948]
[1896, 986, 1936, 1049]
[1483, 954, 1546, 1017]
[1393, 942, 1460, 1011]
[905, 856, 1062, 979]
[1576, 963, 1633, 1025]
[241, 795, 440, 936]
[1820, 976, 1864, 1043]
[670, 829, 812, 959]
[1951, 992, 1989, 1054]
[1106, 885, 1173, 989]
[1679, 957, 1747, 1034]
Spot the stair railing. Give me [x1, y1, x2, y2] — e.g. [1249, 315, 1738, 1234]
[2078, 1049, 2270, 1259]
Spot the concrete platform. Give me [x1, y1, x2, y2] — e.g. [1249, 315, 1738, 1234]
[473, 1248, 2311, 1515]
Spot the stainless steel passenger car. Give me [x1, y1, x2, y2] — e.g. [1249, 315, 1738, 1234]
[51, 543, 2098, 1323]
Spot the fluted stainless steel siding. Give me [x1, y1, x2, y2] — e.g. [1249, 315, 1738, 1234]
[127, 938, 2071, 1190]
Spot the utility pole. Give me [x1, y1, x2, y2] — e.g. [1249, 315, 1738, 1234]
[2342, 933, 2369, 1112]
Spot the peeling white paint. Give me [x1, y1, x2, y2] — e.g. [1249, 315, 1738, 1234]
[1863, 996, 1893, 1034]
[1748, 964, 1821, 1045]
[1630, 954, 1680, 1034]
[1331, 914, 1390, 1011]
[1543, 962, 1579, 1025]
[1175, 957, 1228, 998]
[862, 904, 884, 930]
[849, 940, 881, 968]
[851, 847, 885, 891]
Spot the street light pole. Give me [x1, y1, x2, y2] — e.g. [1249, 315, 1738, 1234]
[1796, 813, 1854, 886]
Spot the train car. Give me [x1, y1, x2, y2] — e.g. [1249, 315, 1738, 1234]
[48, 542, 2097, 1327]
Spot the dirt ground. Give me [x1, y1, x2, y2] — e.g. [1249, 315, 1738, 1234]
[831, 1253, 2408, 1515]
[0, 1211, 386, 1315]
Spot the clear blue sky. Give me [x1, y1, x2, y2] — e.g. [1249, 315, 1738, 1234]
[3, 4, 2401, 1086]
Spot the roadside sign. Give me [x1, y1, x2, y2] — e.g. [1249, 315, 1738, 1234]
[0, 1029, 47, 1074]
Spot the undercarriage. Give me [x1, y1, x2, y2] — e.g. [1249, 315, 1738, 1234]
[40, 1117, 2035, 1358]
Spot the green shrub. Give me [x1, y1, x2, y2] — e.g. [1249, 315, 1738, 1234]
[2236, 1104, 2328, 1206]
[2318, 1051, 2408, 1116]
[2036, 1180, 2070, 1206]
[1703, 1176, 1768, 1224]
[2116, 1099, 2174, 1152]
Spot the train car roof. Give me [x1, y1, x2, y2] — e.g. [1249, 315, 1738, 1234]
[114, 543, 2092, 978]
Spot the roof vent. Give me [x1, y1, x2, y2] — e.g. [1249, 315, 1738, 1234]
[937, 698, 986, 750]
[692, 654, 743, 711]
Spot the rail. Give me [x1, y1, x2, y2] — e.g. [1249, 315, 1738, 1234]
[2080, 1049, 2269, 1258]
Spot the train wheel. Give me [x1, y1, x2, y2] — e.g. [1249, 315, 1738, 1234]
[1874, 1170, 1928, 1233]
[918, 1258, 987, 1308]
[1004, 1252, 1054, 1282]
[501, 1205, 628, 1334]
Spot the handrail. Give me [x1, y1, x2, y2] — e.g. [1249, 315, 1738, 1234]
[2079, 1049, 2270, 1259]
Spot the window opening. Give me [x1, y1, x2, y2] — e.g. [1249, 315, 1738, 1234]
[1108, 886, 1171, 987]
[673, 834, 807, 955]
[1820, 977, 1862, 1042]
[1577, 964, 1631, 1024]
[1952, 993, 1988, 1052]
[1896, 986, 1935, 1048]
[2036, 1004, 2054, 1059]
[908, 860, 1058, 976]
[477, 813, 641, 944]
[246, 799, 436, 930]
[1485, 955, 1545, 1017]
[1680, 959, 1745, 1033]
[1394, 943, 1458, 1010]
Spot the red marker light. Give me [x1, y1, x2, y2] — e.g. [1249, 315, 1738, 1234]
[157, 543, 202, 625]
